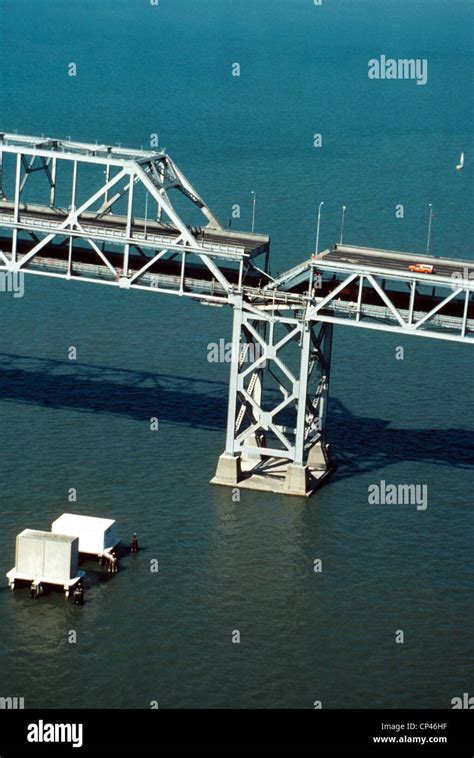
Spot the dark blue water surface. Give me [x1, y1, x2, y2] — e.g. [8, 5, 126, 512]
[0, 0, 472, 708]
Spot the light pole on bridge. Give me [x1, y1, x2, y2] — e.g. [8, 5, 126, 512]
[314, 201, 324, 255]
[251, 190, 257, 233]
[339, 205, 346, 245]
[426, 203, 434, 254]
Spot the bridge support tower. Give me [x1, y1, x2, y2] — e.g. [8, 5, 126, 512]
[212, 295, 334, 497]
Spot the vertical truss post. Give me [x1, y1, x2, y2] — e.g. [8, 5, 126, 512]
[123, 173, 134, 278]
[156, 161, 165, 222]
[293, 321, 311, 466]
[12, 153, 22, 263]
[356, 275, 364, 322]
[179, 252, 186, 293]
[104, 147, 112, 208]
[462, 289, 469, 338]
[408, 280, 416, 325]
[213, 295, 244, 484]
[225, 296, 244, 453]
[317, 322, 332, 434]
[306, 321, 333, 473]
[67, 160, 78, 275]
[0, 145, 4, 200]
[49, 157, 57, 208]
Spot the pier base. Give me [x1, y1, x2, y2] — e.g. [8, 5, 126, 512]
[307, 440, 331, 471]
[213, 453, 242, 485]
[211, 447, 333, 497]
[283, 463, 309, 495]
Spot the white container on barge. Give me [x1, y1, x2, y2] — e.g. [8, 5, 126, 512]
[6, 529, 84, 596]
[51, 513, 119, 558]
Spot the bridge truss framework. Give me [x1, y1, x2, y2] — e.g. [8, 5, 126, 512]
[0, 133, 472, 496]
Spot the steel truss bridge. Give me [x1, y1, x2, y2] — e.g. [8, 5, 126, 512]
[0, 132, 472, 496]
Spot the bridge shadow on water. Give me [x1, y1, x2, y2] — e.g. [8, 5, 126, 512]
[327, 404, 473, 480]
[0, 353, 471, 479]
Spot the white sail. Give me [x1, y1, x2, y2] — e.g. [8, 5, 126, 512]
[456, 152, 464, 170]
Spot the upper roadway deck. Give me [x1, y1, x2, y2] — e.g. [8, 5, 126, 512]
[0, 201, 270, 260]
[318, 244, 474, 282]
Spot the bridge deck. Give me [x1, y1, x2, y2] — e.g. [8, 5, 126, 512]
[319, 244, 474, 282]
[0, 201, 269, 259]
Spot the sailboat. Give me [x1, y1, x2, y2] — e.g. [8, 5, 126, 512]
[456, 152, 464, 171]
